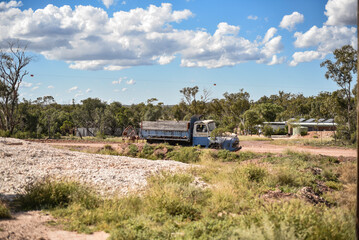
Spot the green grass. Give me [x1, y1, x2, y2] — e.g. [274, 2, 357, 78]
[0, 200, 11, 219]
[10, 149, 355, 239]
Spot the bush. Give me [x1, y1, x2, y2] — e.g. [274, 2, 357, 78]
[128, 144, 139, 157]
[16, 179, 99, 210]
[167, 147, 201, 163]
[242, 164, 267, 183]
[0, 200, 11, 219]
[97, 145, 119, 155]
[263, 125, 274, 137]
[210, 150, 260, 162]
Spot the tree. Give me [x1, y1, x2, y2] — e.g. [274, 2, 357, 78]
[320, 45, 357, 135]
[0, 41, 32, 134]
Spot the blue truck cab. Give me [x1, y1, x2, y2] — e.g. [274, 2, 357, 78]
[192, 120, 240, 151]
[140, 116, 240, 151]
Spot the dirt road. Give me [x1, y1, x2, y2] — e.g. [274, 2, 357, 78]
[45, 140, 356, 158]
[240, 140, 356, 158]
[0, 211, 109, 240]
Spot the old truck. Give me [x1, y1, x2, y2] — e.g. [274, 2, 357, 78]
[140, 116, 241, 151]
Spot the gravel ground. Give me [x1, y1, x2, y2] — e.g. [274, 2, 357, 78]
[0, 137, 188, 198]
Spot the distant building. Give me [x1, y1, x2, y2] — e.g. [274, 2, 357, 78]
[259, 118, 337, 135]
[287, 118, 336, 135]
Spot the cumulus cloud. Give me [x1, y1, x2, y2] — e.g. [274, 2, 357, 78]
[86, 88, 91, 93]
[0, 3, 284, 70]
[262, 27, 277, 43]
[31, 86, 39, 91]
[267, 55, 286, 65]
[279, 12, 304, 31]
[289, 51, 326, 66]
[0, 0, 22, 11]
[325, 0, 356, 26]
[68, 86, 78, 92]
[289, 0, 357, 67]
[122, 88, 127, 92]
[48, 85, 54, 89]
[102, 0, 114, 8]
[247, 15, 258, 20]
[293, 25, 357, 53]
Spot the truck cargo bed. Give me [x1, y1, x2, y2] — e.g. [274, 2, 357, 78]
[141, 121, 190, 141]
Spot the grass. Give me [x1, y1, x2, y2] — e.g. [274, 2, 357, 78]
[9, 149, 355, 239]
[0, 200, 11, 219]
[237, 135, 273, 141]
[272, 137, 356, 148]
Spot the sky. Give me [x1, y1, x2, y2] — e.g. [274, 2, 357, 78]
[0, 0, 357, 104]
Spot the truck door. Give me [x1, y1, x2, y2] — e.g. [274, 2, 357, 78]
[193, 122, 210, 147]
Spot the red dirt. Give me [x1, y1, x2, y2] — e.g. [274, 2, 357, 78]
[43, 139, 356, 158]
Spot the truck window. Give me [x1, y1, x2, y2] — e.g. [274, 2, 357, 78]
[208, 122, 216, 132]
[196, 124, 207, 133]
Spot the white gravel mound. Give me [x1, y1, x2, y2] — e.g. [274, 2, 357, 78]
[0, 138, 188, 198]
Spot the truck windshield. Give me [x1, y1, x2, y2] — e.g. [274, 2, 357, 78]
[208, 122, 216, 132]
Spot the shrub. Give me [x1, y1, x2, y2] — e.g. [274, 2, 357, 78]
[16, 179, 99, 210]
[97, 145, 119, 155]
[0, 200, 11, 219]
[210, 150, 260, 162]
[263, 125, 274, 137]
[146, 173, 210, 220]
[167, 147, 201, 163]
[128, 144, 139, 157]
[242, 164, 267, 183]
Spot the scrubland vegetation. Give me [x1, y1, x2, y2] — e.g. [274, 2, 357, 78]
[2, 149, 354, 239]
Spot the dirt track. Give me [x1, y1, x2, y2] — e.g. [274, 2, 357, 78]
[44, 140, 356, 158]
[240, 140, 356, 158]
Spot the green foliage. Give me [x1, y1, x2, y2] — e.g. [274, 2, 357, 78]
[263, 125, 274, 137]
[97, 145, 119, 155]
[241, 164, 267, 183]
[16, 179, 99, 210]
[166, 147, 201, 163]
[9, 150, 355, 240]
[0, 200, 11, 219]
[128, 144, 139, 157]
[210, 149, 260, 162]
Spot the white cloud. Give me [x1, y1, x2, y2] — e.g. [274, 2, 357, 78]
[68, 86, 78, 92]
[21, 81, 33, 88]
[31, 86, 39, 91]
[112, 77, 127, 84]
[48, 85, 54, 89]
[247, 15, 258, 20]
[126, 79, 135, 85]
[289, 51, 326, 66]
[75, 93, 83, 98]
[121, 1, 126, 5]
[325, 0, 357, 26]
[294, 25, 357, 53]
[122, 88, 127, 92]
[86, 88, 91, 93]
[102, 0, 114, 8]
[288, 0, 357, 67]
[262, 27, 277, 43]
[279, 12, 304, 31]
[267, 55, 286, 65]
[0, 1, 22, 11]
[0, 3, 284, 70]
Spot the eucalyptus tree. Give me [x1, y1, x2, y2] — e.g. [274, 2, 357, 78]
[0, 41, 32, 134]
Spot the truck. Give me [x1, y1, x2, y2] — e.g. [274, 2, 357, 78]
[140, 116, 241, 151]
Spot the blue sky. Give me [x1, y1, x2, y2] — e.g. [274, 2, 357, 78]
[0, 0, 356, 104]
